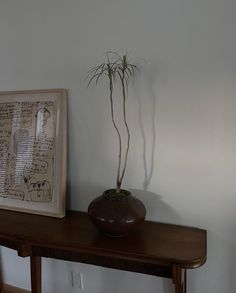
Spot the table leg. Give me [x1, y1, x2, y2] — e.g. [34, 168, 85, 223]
[30, 256, 42, 293]
[0, 271, 3, 293]
[172, 265, 186, 293]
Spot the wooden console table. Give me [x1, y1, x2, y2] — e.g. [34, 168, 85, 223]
[0, 210, 206, 293]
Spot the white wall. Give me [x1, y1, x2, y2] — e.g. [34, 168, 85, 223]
[0, 0, 236, 292]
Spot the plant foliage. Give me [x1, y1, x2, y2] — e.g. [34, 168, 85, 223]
[87, 51, 140, 193]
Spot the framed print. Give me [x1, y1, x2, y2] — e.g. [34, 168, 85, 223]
[0, 89, 67, 217]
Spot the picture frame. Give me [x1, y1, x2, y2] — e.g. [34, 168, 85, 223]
[0, 89, 67, 218]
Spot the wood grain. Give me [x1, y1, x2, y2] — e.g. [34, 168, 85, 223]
[0, 210, 207, 271]
[30, 256, 41, 293]
[0, 209, 207, 293]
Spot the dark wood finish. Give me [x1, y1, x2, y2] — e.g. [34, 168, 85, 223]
[0, 210, 207, 293]
[172, 265, 186, 293]
[0, 261, 3, 293]
[30, 257, 41, 293]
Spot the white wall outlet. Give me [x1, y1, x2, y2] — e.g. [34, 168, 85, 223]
[71, 271, 83, 289]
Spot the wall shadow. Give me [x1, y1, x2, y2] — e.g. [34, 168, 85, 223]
[130, 188, 181, 224]
[134, 62, 169, 191]
[135, 66, 158, 191]
[66, 180, 106, 211]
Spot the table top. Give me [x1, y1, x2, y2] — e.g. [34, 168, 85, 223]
[0, 210, 207, 277]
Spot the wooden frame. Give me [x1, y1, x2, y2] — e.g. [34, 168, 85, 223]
[0, 89, 67, 218]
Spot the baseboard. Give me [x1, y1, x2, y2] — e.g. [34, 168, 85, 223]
[2, 283, 30, 293]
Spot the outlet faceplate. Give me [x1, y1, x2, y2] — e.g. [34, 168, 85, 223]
[71, 271, 83, 289]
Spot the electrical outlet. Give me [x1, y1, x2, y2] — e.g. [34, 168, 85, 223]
[71, 271, 83, 289]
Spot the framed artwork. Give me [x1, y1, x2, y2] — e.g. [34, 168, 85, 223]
[0, 89, 67, 217]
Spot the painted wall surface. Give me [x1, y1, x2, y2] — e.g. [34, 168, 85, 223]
[0, 0, 236, 292]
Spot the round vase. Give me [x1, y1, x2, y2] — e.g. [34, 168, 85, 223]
[87, 189, 146, 237]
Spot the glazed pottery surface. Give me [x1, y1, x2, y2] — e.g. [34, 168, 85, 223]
[88, 189, 146, 237]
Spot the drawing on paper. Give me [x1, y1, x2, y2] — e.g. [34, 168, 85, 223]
[0, 101, 55, 202]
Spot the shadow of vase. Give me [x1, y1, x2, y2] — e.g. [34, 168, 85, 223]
[130, 188, 182, 225]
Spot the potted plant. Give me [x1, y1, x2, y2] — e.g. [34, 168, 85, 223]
[87, 51, 146, 236]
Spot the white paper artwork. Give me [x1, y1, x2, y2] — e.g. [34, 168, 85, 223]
[0, 101, 54, 202]
[0, 89, 67, 217]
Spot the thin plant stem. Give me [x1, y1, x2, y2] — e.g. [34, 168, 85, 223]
[108, 65, 122, 193]
[118, 73, 130, 188]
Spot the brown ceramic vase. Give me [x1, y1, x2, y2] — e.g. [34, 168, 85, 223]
[87, 189, 146, 237]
